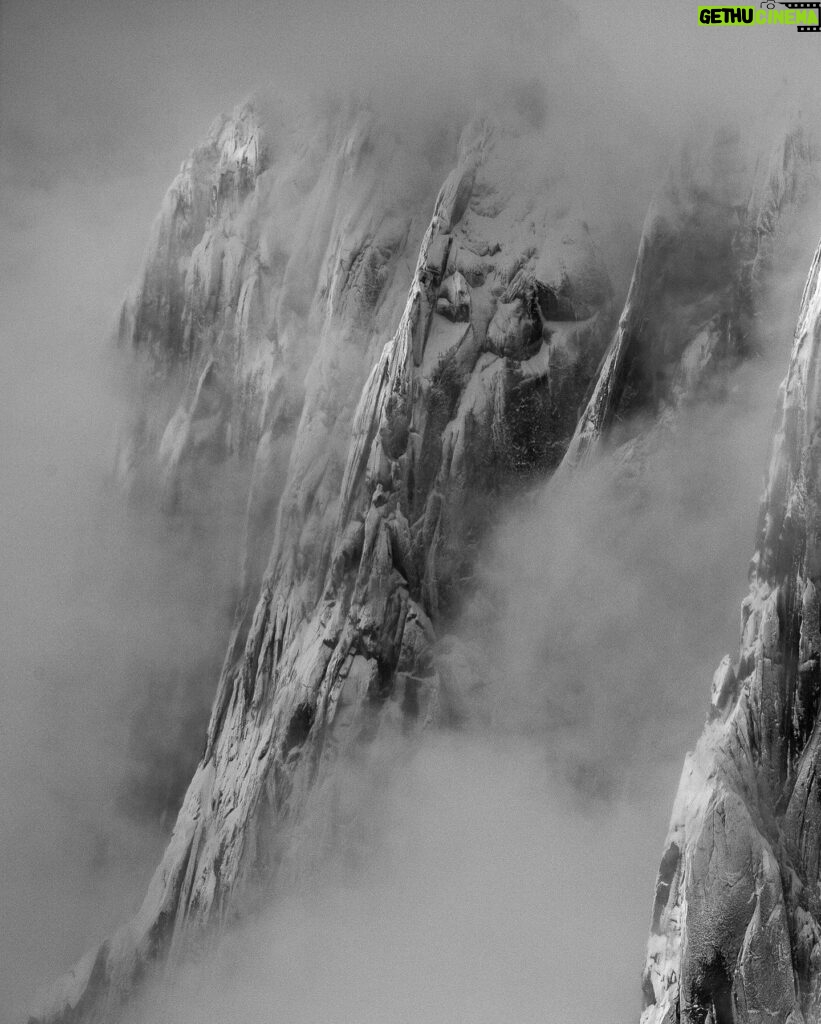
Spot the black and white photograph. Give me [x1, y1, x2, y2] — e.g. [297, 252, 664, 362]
[3, 2, 821, 1021]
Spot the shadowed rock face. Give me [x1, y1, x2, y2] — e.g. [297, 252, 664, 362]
[28, 95, 821, 1023]
[562, 124, 817, 472]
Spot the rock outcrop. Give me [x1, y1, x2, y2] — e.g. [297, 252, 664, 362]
[640, 202, 821, 1023]
[31, 95, 617, 1023]
[29, 92, 821, 1023]
[563, 123, 817, 471]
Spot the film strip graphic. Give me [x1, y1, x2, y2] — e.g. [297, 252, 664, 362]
[778, 2, 821, 31]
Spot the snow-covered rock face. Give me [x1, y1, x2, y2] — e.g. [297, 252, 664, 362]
[115, 96, 448, 607]
[29, 92, 821, 1024]
[32, 97, 617, 1023]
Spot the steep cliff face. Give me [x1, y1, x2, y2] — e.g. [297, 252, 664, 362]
[634, 140, 821, 1024]
[640, 239, 821, 1024]
[115, 96, 448, 605]
[32, 97, 617, 1023]
[563, 123, 817, 470]
[30, 95, 821, 1023]
[563, 124, 821, 1024]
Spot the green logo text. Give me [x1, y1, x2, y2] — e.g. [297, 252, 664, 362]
[698, 6, 820, 24]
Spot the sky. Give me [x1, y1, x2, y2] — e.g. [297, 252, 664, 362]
[3, 1, 821, 1022]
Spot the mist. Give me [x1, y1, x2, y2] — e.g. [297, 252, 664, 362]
[453, 360, 789, 790]
[121, 734, 673, 1024]
[3, 0, 821, 1021]
[113, 346, 802, 1024]
[0, 189, 244, 1015]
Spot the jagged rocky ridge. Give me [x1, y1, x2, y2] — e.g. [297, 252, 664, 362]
[564, 124, 818, 469]
[30, 98, 821, 1022]
[33, 95, 616, 1022]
